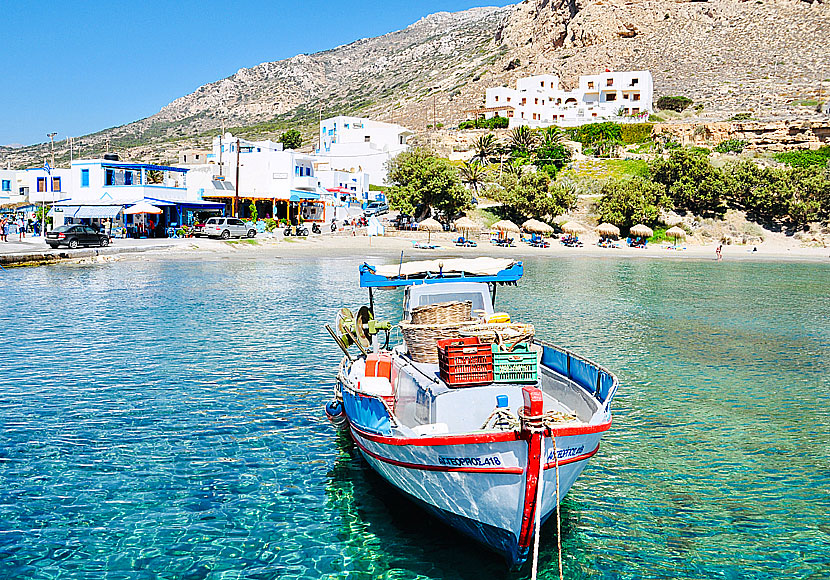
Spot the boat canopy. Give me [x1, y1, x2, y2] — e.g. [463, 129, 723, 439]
[360, 257, 523, 288]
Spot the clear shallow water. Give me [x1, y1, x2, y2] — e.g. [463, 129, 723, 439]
[1, 255, 829, 579]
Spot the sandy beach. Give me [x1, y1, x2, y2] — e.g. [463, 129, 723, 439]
[107, 230, 830, 265]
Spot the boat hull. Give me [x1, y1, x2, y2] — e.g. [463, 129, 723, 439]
[348, 421, 608, 567]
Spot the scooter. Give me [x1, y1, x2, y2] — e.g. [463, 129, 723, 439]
[311, 223, 321, 235]
[284, 225, 309, 236]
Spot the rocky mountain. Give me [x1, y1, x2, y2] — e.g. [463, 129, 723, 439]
[3, 0, 829, 168]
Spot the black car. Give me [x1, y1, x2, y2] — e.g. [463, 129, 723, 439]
[46, 225, 111, 249]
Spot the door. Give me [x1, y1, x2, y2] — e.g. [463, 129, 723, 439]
[82, 226, 98, 245]
[228, 218, 245, 236]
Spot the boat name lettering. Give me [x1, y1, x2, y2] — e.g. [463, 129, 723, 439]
[547, 445, 584, 461]
[438, 455, 502, 467]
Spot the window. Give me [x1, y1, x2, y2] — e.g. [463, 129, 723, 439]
[495, 96, 499, 102]
[633, 93, 641, 101]
[125, 171, 133, 186]
[1, 180, 9, 192]
[542, 100, 545, 105]
[81, 169, 89, 187]
[606, 93, 617, 102]
[37, 177, 47, 192]
[540, 81, 544, 87]
[534, 98, 539, 105]
[105, 169, 114, 186]
[632, 108, 640, 114]
[588, 81, 594, 89]
[364, 136, 370, 142]
[632, 78, 639, 85]
[295, 166, 300, 176]
[607, 78, 614, 87]
[52, 177, 61, 191]
[521, 98, 526, 106]
[507, 111, 513, 118]
[507, 97, 511, 103]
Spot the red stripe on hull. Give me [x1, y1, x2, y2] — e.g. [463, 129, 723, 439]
[349, 419, 611, 447]
[351, 428, 525, 475]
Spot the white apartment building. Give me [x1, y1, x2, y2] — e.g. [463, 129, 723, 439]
[314, 116, 412, 185]
[471, 71, 654, 128]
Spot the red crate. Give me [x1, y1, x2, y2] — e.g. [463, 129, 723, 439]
[437, 337, 494, 387]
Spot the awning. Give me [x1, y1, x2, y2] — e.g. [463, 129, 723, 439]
[289, 190, 320, 202]
[49, 205, 123, 219]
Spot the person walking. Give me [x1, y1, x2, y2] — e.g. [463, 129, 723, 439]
[716, 244, 723, 261]
[17, 215, 25, 241]
[1, 217, 8, 242]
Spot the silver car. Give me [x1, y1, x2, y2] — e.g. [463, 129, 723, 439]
[205, 217, 257, 239]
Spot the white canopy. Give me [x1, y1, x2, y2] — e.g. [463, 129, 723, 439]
[124, 201, 163, 215]
[374, 257, 516, 279]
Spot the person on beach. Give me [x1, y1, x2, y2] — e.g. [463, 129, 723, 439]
[17, 215, 25, 240]
[716, 244, 723, 261]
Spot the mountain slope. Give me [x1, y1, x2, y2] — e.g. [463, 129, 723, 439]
[3, 0, 829, 168]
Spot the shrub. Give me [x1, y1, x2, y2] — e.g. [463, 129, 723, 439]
[714, 140, 748, 154]
[649, 114, 665, 122]
[568, 122, 622, 147]
[650, 149, 728, 216]
[386, 148, 471, 218]
[730, 113, 753, 121]
[595, 177, 672, 228]
[774, 146, 830, 168]
[459, 116, 509, 130]
[620, 123, 654, 144]
[656, 96, 693, 112]
[264, 218, 278, 232]
[280, 129, 302, 150]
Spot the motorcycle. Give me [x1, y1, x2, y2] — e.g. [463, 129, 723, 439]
[311, 223, 321, 235]
[284, 225, 309, 236]
[331, 219, 338, 232]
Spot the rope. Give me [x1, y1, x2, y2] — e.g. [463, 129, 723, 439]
[553, 435, 564, 580]
[479, 409, 520, 431]
[530, 437, 545, 580]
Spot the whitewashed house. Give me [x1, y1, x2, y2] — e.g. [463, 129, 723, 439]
[469, 71, 654, 128]
[314, 116, 412, 186]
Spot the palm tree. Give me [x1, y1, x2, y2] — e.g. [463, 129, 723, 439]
[459, 161, 487, 196]
[539, 126, 565, 148]
[471, 134, 499, 165]
[509, 126, 538, 156]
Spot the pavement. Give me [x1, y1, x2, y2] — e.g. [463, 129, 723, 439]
[0, 235, 189, 267]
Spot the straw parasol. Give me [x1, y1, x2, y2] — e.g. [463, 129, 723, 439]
[596, 223, 620, 238]
[124, 201, 162, 215]
[522, 219, 554, 234]
[492, 220, 521, 233]
[418, 217, 443, 243]
[665, 225, 687, 246]
[560, 221, 586, 235]
[454, 216, 480, 238]
[630, 224, 654, 238]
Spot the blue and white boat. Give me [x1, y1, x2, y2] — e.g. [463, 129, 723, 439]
[325, 258, 618, 568]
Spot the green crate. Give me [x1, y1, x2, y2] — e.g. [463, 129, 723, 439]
[491, 343, 538, 383]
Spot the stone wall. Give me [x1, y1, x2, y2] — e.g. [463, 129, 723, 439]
[652, 121, 830, 151]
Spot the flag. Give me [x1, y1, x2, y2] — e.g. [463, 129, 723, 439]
[44, 162, 52, 175]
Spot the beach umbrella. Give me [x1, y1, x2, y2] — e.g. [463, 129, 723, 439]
[522, 219, 554, 234]
[596, 223, 620, 238]
[492, 220, 521, 233]
[630, 224, 653, 238]
[666, 225, 687, 246]
[418, 217, 442, 243]
[454, 216, 480, 239]
[561, 221, 586, 235]
[124, 201, 163, 215]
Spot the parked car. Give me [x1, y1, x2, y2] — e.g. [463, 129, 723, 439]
[46, 225, 111, 249]
[204, 217, 257, 239]
[191, 222, 207, 237]
[364, 201, 389, 216]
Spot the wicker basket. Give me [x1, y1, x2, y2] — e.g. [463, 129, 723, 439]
[410, 301, 472, 325]
[458, 323, 535, 350]
[400, 321, 465, 363]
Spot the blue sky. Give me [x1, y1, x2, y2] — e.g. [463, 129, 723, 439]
[1, 1, 514, 147]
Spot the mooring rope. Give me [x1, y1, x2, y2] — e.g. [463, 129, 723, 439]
[553, 434, 564, 580]
[530, 436, 545, 580]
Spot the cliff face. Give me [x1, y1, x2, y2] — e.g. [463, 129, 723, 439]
[3, 0, 829, 168]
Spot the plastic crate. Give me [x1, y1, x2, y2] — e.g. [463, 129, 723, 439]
[437, 337, 494, 387]
[491, 343, 538, 384]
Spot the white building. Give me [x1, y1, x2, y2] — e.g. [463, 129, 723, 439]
[470, 71, 654, 128]
[193, 133, 327, 222]
[314, 116, 412, 185]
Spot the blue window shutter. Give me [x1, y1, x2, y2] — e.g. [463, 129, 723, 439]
[81, 169, 89, 187]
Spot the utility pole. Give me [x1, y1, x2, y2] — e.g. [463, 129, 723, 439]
[43, 132, 57, 237]
[48, 132, 56, 167]
[69, 137, 74, 163]
[234, 138, 241, 218]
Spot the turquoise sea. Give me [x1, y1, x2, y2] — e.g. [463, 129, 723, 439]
[1, 255, 828, 579]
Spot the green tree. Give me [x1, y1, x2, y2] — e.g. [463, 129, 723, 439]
[471, 134, 499, 165]
[386, 148, 471, 219]
[459, 161, 488, 197]
[280, 129, 302, 150]
[534, 127, 571, 176]
[595, 177, 672, 229]
[508, 126, 538, 158]
[489, 171, 576, 222]
[650, 149, 727, 216]
[248, 202, 258, 222]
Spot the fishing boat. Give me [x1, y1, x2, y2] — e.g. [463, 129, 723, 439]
[324, 257, 618, 568]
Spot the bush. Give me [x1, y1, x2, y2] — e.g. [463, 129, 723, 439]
[730, 113, 753, 121]
[458, 116, 509, 130]
[650, 148, 728, 216]
[774, 146, 830, 168]
[488, 172, 576, 222]
[386, 148, 471, 218]
[656, 96, 693, 112]
[714, 140, 748, 154]
[280, 129, 302, 150]
[264, 218, 278, 232]
[620, 123, 654, 144]
[568, 122, 622, 147]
